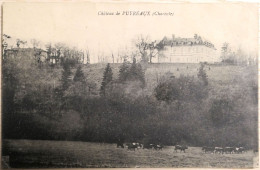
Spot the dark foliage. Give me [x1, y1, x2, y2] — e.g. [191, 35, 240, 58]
[197, 63, 208, 86]
[128, 58, 145, 86]
[155, 75, 207, 103]
[73, 65, 85, 83]
[61, 61, 72, 92]
[118, 58, 145, 87]
[210, 99, 233, 127]
[118, 60, 130, 82]
[2, 56, 258, 149]
[100, 63, 113, 96]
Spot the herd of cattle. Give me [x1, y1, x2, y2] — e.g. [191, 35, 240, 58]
[202, 146, 246, 154]
[117, 142, 164, 151]
[117, 142, 254, 154]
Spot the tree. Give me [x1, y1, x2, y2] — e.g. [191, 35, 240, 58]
[209, 99, 233, 127]
[118, 59, 130, 82]
[16, 39, 27, 48]
[30, 39, 40, 48]
[156, 40, 166, 62]
[197, 63, 208, 86]
[2, 34, 11, 58]
[135, 35, 150, 62]
[147, 41, 159, 63]
[61, 61, 72, 92]
[86, 49, 90, 64]
[221, 42, 236, 64]
[134, 35, 165, 63]
[73, 65, 85, 83]
[128, 57, 145, 86]
[154, 78, 180, 102]
[100, 63, 113, 96]
[65, 65, 87, 97]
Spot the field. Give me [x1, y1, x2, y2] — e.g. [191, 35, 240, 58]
[2, 139, 258, 168]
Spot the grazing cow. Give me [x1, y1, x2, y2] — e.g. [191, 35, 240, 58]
[224, 147, 235, 154]
[175, 145, 188, 153]
[234, 147, 244, 154]
[143, 143, 154, 149]
[214, 147, 224, 154]
[202, 146, 215, 153]
[126, 143, 136, 151]
[134, 143, 142, 149]
[126, 143, 139, 151]
[239, 147, 245, 153]
[154, 144, 163, 150]
[116, 140, 124, 148]
[137, 143, 143, 149]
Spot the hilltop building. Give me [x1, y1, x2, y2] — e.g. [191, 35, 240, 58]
[4, 48, 48, 63]
[156, 34, 219, 63]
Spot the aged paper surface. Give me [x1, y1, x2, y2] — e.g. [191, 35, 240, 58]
[1, 1, 259, 169]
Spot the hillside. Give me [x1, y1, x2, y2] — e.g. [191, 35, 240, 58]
[79, 63, 257, 94]
[2, 60, 258, 148]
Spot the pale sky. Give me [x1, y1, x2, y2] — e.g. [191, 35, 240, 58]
[3, 2, 258, 62]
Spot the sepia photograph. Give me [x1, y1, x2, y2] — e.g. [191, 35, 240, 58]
[1, 1, 259, 168]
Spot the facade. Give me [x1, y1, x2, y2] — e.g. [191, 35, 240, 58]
[157, 34, 219, 63]
[4, 48, 48, 63]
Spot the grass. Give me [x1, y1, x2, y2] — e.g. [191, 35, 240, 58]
[39, 63, 257, 97]
[83, 63, 257, 89]
[3, 139, 258, 168]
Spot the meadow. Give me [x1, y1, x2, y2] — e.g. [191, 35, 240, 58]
[2, 139, 258, 168]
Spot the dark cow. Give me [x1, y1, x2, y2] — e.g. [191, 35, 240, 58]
[126, 143, 138, 151]
[116, 139, 124, 148]
[143, 143, 154, 149]
[116, 141, 124, 148]
[154, 144, 163, 150]
[214, 147, 224, 154]
[202, 146, 215, 153]
[224, 147, 235, 154]
[175, 145, 188, 153]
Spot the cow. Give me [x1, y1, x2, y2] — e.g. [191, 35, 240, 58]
[126, 143, 138, 151]
[134, 143, 143, 149]
[116, 140, 124, 148]
[175, 145, 188, 153]
[202, 146, 215, 153]
[154, 144, 163, 150]
[143, 143, 154, 149]
[126, 143, 136, 151]
[238, 147, 245, 153]
[214, 147, 224, 154]
[233, 147, 244, 154]
[224, 147, 235, 154]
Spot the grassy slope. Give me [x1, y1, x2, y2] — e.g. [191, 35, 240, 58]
[79, 63, 257, 94]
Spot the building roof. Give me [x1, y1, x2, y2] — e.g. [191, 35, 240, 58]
[5, 47, 47, 53]
[161, 34, 216, 50]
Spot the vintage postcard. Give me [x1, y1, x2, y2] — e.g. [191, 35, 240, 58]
[1, 1, 259, 169]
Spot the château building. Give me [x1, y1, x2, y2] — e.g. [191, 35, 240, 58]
[4, 48, 48, 63]
[157, 34, 219, 63]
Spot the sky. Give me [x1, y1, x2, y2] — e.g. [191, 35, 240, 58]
[3, 2, 259, 62]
